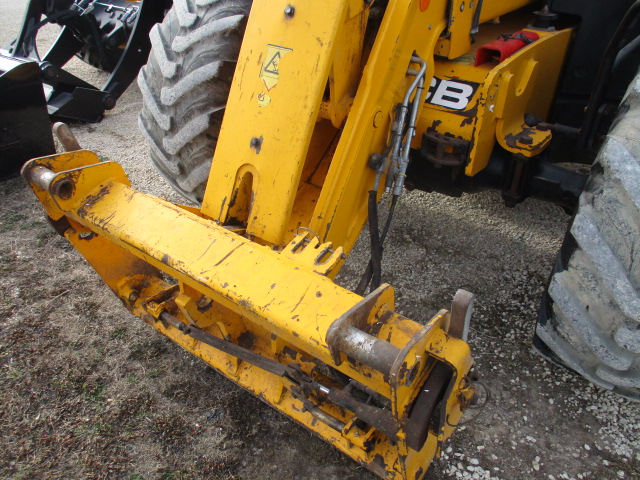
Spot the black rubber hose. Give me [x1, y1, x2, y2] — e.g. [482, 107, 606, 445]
[355, 194, 398, 295]
[27, 9, 109, 67]
[579, 0, 640, 149]
[470, 0, 483, 42]
[26, 10, 80, 60]
[368, 190, 383, 290]
[356, 190, 382, 295]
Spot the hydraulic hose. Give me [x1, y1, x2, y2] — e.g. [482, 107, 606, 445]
[360, 54, 426, 295]
[356, 195, 399, 295]
[367, 190, 383, 291]
[579, 0, 640, 149]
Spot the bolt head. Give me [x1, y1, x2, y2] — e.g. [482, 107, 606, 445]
[250, 136, 263, 149]
[284, 4, 295, 17]
[103, 95, 116, 110]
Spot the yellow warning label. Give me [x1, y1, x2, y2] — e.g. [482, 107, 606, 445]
[260, 44, 292, 91]
[257, 91, 271, 107]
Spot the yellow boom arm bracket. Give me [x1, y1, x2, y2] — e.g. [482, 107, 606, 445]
[23, 150, 475, 480]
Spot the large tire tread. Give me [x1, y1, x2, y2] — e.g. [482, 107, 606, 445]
[536, 71, 640, 400]
[138, 0, 251, 203]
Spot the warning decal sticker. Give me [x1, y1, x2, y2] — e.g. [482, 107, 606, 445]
[258, 44, 292, 107]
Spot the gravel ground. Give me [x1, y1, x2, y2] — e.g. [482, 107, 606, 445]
[1, 2, 639, 479]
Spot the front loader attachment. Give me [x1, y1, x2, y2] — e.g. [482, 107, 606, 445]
[0, 59, 55, 179]
[22, 150, 476, 480]
[1, 0, 165, 177]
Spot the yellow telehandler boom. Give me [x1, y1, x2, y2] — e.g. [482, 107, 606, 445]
[23, 0, 640, 477]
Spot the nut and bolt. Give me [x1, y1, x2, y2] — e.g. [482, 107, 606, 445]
[368, 153, 385, 171]
[249, 136, 263, 153]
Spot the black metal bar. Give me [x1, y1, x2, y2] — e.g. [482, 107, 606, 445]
[4, 0, 162, 123]
[405, 362, 453, 451]
[9, 0, 46, 59]
[159, 312, 289, 378]
[159, 312, 401, 440]
[324, 387, 399, 441]
[102, 0, 166, 98]
[0, 58, 55, 179]
[578, 0, 640, 149]
[42, 27, 84, 66]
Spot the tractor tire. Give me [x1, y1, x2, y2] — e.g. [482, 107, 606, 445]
[535, 70, 640, 401]
[138, 0, 251, 203]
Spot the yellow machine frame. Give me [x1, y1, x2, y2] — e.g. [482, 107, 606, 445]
[23, 1, 573, 479]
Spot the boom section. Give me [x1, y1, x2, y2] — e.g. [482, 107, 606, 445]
[23, 150, 475, 480]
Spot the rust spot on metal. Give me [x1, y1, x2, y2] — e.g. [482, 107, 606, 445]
[238, 330, 256, 349]
[217, 196, 227, 222]
[161, 253, 171, 265]
[77, 184, 112, 218]
[460, 115, 473, 127]
[282, 346, 298, 359]
[422, 130, 469, 167]
[397, 361, 409, 380]
[196, 295, 213, 313]
[78, 231, 96, 240]
[249, 136, 263, 154]
[456, 102, 478, 119]
[505, 127, 540, 149]
[228, 188, 239, 209]
[238, 299, 252, 311]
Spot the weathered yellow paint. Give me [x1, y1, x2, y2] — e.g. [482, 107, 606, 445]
[23, 150, 475, 480]
[436, 0, 536, 58]
[310, 0, 449, 254]
[201, 0, 354, 246]
[22, 1, 573, 479]
[417, 24, 573, 176]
